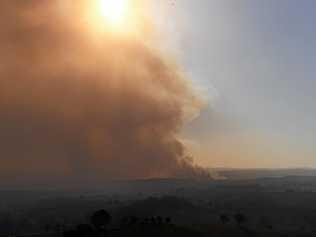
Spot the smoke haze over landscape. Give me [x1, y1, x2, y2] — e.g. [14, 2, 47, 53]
[0, 1, 208, 187]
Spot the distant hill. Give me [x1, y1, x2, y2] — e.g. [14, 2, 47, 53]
[212, 168, 316, 180]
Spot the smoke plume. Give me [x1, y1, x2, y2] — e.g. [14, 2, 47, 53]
[0, 1, 207, 187]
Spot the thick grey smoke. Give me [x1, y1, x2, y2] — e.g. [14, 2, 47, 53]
[0, 1, 208, 187]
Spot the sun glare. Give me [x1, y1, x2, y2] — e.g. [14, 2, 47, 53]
[98, 0, 129, 27]
[86, 0, 143, 36]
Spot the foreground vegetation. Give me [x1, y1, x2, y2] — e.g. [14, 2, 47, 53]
[1, 177, 316, 236]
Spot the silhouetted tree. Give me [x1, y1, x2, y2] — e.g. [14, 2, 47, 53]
[220, 214, 230, 224]
[156, 216, 163, 225]
[234, 212, 247, 226]
[90, 209, 112, 231]
[165, 217, 172, 225]
[130, 216, 139, 225]
[150, 217, 156, 225]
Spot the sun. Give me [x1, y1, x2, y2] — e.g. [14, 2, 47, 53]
[97, 0, 129, 27]
[86, 0, 142, 35]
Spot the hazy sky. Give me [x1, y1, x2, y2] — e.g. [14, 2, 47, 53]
[154, 0, 316, 168]
[1, 1, 316, 187]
